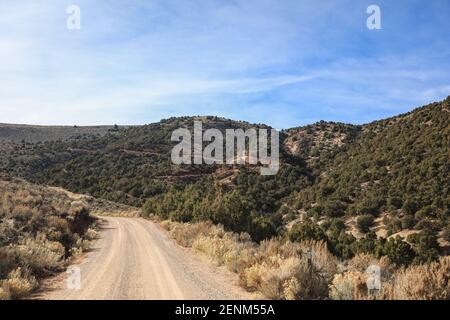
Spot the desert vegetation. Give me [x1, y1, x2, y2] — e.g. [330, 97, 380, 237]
[0, 123, 115, 144]
[330, 253, 450, 300]
[142, 99, 449, 265]
[283, 98, 449, 245]
[158, 218, 337, 300]
[0, 97, 448, 300]
[0, 178, 97, 299]
[156, 218, 449, 300]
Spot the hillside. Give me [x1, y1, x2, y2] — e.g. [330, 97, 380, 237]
[0, 124, 119, 180]
[0, 177, 97, 299]
[284, 98, 449, 225]
[281, 97, 450, 263]
[0, 98, 449, 264]
[282, 121, 361, 172]
[0, 116, 297, 206]
[0, 123, 116, 144]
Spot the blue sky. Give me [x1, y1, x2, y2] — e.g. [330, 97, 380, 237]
[0, 0, 449, 128]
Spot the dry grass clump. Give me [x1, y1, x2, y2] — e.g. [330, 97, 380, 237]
[160, 220, 173, 231]
[382, 256, 450, 300]
[84, 228, 99, 241]
[329, 271, 368, 300]
[241, 256, 304, 299]
[0, 267, 38, 300]
[240, 239, 337, 300]
[161, 219, 338, 299]
[193, 230, 256, 272]
[329, 254, 394, 300]
[0, 287, 10, 300]
[170, 221, 216, 247]
[298, 240, 339, 284]
[330, 254, 450, 300]
[329, 272, 359, 300]
[7, 236, 65, 276]
[348, 254, 394, 283]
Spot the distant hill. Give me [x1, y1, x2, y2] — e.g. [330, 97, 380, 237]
[0, 123, 116, 143]
[0, 116, 282, 206]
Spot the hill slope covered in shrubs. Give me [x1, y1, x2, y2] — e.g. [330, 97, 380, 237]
[0, 178, 97, 299]
[0, 98, 448, 267]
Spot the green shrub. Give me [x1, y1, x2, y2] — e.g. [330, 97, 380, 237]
[401, 215, 416, 229]
[382, 237, 415, 266]
[356, 215, 374, 233]
[288, 220, 326, 242]
[407, 232, 440, 264]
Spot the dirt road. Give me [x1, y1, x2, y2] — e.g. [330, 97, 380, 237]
[42, 217, 252, 300]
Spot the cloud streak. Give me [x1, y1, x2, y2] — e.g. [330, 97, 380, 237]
[0, 0, 449, 127]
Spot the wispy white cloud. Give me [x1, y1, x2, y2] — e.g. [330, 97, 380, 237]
[0, 0, 449, 126]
